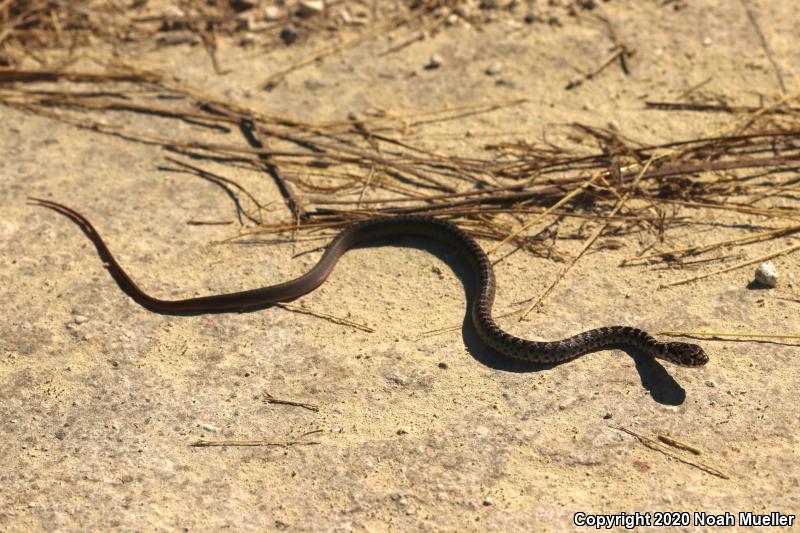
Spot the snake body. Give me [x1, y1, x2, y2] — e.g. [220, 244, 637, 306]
[31, 198, 708, 367]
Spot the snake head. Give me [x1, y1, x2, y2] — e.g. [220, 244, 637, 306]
[662, 342, 708, 367]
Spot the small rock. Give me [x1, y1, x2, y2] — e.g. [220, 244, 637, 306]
[201, 423, 220, 433]
[240, 32, 257, 46]
[396, 428, 409, 436]
[264, 5, 284, 20]
[385, 372, 409, 386]
[702, 36, 713, 46]
[483, 498, 493, 506]
[558, 396, 577, 410]
[391, 493, 408, 505]
[339, 8, 352, 24]
[602, 413, 612, 419]
[754, 261, 778, 287]
[485, 62, 504, 76]
[280, 23, 298, 44]
[298, 0, 325, 17]
[163, 5, 185, 18]
[304, 78, 331, 90]
[230, 0, 258, 11]
[425, 53, 444, 70]
[237, 12, 259, 30]
[437, 362, 448, 369]
[454, 5, 472, 17]
[73, 314, 89, 324]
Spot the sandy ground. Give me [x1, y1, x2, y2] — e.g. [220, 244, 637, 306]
[1, 1, 799, 531]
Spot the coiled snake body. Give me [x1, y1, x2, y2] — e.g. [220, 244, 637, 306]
[32, 198, 708, 367]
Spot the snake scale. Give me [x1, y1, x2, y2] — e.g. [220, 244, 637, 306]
[31, 198, 708, 367]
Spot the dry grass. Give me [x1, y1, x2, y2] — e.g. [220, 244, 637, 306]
[3, 64, 800, 272]
[0, 0, 601, 69]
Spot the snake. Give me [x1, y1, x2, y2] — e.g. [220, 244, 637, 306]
[30, 197, 708, 367]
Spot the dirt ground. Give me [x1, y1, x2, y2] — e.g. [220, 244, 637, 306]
[1, 0, 799, 531]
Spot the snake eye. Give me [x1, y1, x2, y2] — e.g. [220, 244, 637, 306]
[664, 342, 708, 366]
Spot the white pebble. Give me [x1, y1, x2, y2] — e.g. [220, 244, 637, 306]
[264, 6, 284, 20]
[163, 5, 185, 18]
[485, 62, 504, 76]
[201, 423, 220, 433]
[426, 53, 444, 69]
[298, 0, 325, 17]
[755, 261, 778, 287]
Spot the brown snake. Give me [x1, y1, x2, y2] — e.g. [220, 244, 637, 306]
[31, 198, 708, 367]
